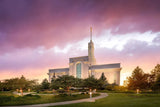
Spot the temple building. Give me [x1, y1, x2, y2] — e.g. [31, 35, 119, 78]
[48, 27, 121, 85]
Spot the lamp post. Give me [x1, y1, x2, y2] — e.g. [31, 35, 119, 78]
[90, 91, 92, 98]
[89, 89, 92, 98]
[20, 88, 23, 96]
[136, 89, 139, 94]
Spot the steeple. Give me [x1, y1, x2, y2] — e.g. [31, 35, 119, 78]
[90, 27, 92, 41]
[88, 27, 96, 65]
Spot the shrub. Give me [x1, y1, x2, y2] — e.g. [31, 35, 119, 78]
[58, 93, 68, 97]
[0, 95, 14, 103]
[57, 89, 65, 94]
[105, 85, 114, 91]
[23, 94, 41, 98]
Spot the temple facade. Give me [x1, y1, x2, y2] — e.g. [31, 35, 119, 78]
[48, 27, 121, 85]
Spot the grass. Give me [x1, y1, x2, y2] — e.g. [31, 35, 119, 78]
[51, 93, 160, 107]
[0, 91, 15, 96]
[0, 91, 99, 106]
[1, 91, 160, 107]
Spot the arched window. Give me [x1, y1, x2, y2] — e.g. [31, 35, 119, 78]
[76, 63, 81, 78]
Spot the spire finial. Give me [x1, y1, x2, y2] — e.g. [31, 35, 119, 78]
[90, 27, 92, 41]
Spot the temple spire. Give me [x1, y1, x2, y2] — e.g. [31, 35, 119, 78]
[88, 27, 96, 65]
[90, 27, 92, 41]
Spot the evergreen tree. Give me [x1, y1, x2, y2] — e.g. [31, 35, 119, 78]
[50, 75, 75, 90]
[99, 72, 106, 81]
[150, 64, 160, 90]
[83, 75, 99, 89]
[99, 72, 108, 89]
[152, 74, 160, 91]
[74, 78, 84, 88]
[151, 64, 160, 81]
[41, 78, 50, 90]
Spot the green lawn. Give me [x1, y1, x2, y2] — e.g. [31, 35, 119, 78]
[1, 92, 160, 107]
[0, 92, 99, 106]
[51, 93, 160, 107]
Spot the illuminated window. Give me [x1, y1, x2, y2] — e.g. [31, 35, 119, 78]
[76, 63, 81, 78]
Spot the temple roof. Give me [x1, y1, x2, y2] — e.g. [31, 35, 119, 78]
[69, 56, 88, 63]
[49, 68, 69, 73]
[90, 63, 121, 70]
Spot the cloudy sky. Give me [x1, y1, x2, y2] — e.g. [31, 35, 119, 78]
[0, 0, 160, 85]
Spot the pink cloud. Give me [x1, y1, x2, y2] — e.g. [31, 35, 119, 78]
[0, 0, 160, 84]
[1, 0, 160, 52]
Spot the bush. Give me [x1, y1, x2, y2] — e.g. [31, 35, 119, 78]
[0, 95, 14, 103]
[58, 93, 68, 97]
[57, 89, 65, 94]
[105, 85, 114, 91]
[71, 94, 78, 97]
[113, 86, 127, 92]
[24, 94, 32, 97]
[81, 92, 85, 94]
[39, 90, 53, 94]
[22, 94, 41, 99]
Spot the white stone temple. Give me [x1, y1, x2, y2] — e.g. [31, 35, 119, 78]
[48, 27, 121, 85]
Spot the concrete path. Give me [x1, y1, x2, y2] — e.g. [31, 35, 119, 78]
[6, 93, 108, 107]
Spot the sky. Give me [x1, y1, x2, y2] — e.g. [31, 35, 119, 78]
[0, 0, 160, 85]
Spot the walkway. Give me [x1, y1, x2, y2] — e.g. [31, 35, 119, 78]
[6, 93, 108, 107]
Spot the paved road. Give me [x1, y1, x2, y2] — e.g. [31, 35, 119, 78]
[5, 93, 108, 107]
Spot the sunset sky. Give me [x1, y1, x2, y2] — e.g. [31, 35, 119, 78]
[0, 0, 160, 85]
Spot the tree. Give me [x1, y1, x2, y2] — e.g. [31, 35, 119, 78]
[127, 66, 149, 90]
[18, 75, 28, 89]
[99, 72, 106, 81]
[151, 64, 160, 74]
[152, 74, 160, 91]
[150, 64, 160, 91]
[74, 78, 84, 88]
[41, 78, 50, 90]
[99, 72, 108, 89]
[0, 75, 37, 91]
[151, 64, 160, 81]
[0, 81, 3, 91]
[18, 75, 37, 90]
[83, 75, 100, 89]
[50, 75, 75, 90]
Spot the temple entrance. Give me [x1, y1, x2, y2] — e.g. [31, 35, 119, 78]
[76, 63, 81, 78]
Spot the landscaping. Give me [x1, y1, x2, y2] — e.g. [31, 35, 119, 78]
[51, 93, 160, 107]
[0, 64, 160, 106]
[0, 91, 99, 106]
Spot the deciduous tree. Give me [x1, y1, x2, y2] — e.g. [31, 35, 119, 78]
[127, 66, 149, 90]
